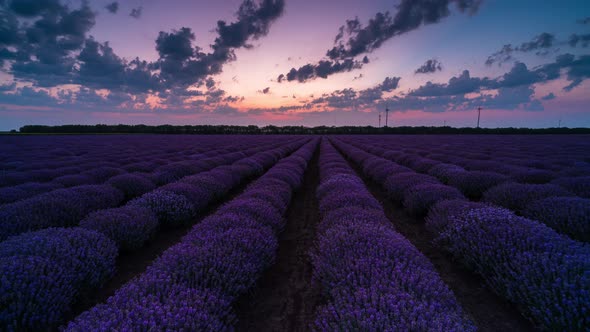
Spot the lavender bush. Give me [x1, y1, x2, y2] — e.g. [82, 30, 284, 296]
[80, 206, 159, 251]
[0, 256, 77, 331]
[551, 176, 590, 198]
[129, 190, 197, 228]
[523, 196, 590, 242]
[482, 182, 572, 214]
[106, 173, 156, 200]
[0, 185, 124, 241]
[64, 139, 317, 331]
[313, 139, 475, 331]
[403, 183, 466, 217]
[447, 170, 510, 199]
[431, 206, 590, 330]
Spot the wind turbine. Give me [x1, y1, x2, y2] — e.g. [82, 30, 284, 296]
[385, 104, 390, 127]
[477, 106, 482, 128]
[378, 112, 382, 128]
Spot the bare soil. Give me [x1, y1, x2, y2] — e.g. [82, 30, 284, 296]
[345, 156, 536, 332]
[235, 149, 322, 332]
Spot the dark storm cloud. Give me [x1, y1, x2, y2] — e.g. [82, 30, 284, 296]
[541, 92, 556, 100]
[262, 87, 270, 94]
[486, 32, 556, 66]
[105, 2, 119, 14]
[578, 17, 590, 25]
[415, 59, 443, 74]
[130, 7, 142, 19]
[279, 0, 481, 83]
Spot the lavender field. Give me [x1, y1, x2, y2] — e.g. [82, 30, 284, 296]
[0, 134, 589, 331]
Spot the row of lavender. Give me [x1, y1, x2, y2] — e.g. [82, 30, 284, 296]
[368, 135, 590, 177]
[311, 139, 475, 330]
[331, 137, 590, 330]
[62, 139, 318, 331]
[0, 138, 310, 330]
[0, 136, 289, 204]
[344, 135, 589, 191]
[339, 137, 590, 242]
[350, 135, 590, 191]
[0, 135, 229, 188]
[0, 138, 299, 241]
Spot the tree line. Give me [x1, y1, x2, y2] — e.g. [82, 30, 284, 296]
[15, 124, 590, 135]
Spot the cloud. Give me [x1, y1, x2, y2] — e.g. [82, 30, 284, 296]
[379, 76, 401, 91]
[151, 0, 285, 89]
[1, 1, 96, 86]
[212, 0, 285, 56]
[411, 54, 589, 98]
[0, 82, 16, 91]
[279, 58, 366, 83]
[1, 0, 285, 102]
[6, 0, 63, 17]
[410, 70, 495, 96]
[130, 7, 142, 19]
[310, 76, 401, 109]
[569, 33, 590, 48]
[415, 59, 443, 74]
[327, 0, 482, 61]
[485, 32, 557, 66]
[258, 87, 270, 94]
[578, 17, 590, 25]
[308, 53, 590, 116]
[105, 2, 118, 14]
[278, 0, 481, 83]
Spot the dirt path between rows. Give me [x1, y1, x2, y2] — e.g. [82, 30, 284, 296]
[64, 143, 312, 326]
[235, 148, 321, 332]
[343, 156, 535, 332]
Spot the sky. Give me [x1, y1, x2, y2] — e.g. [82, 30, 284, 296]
[0, 0, 589, 130]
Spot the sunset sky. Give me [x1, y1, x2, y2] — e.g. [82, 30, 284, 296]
[0, 0, 589, 130]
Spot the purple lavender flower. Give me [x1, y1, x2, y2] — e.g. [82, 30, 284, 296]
[107, 173, 156, 200]
[384, 173, 440, 203]
[80, 206, 159, 251]
[523, 196, 590, 242]
[435, 206, 590, 330]
[0, 256, 78, 331]
[0, 185, 124, 241]
[129, 190, 197, 228]
[403, 183, 466, 217]
[0, 227, 118, 289]
[447, 170, 510, 199]
[551, 176, 590, 198]
[482, 182, 572, 213]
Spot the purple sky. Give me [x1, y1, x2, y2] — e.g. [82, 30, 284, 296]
[0, 0, 589, 130]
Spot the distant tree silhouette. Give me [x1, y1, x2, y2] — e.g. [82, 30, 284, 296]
[16, 124, 590, 135]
